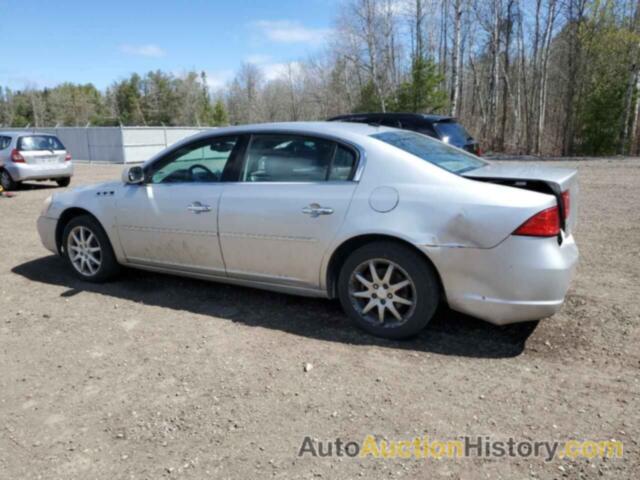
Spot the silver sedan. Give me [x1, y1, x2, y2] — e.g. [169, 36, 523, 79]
[37, 122, 578, 339]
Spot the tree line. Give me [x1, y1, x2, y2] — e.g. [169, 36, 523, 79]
[1, 0, 639, 156]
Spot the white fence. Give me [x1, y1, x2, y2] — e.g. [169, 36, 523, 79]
[0, 126, 212, 163]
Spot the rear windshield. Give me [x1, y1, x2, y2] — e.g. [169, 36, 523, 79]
[371, 130, 486, 174]
[433, 121, 472, 145]
[18, 135, 65, 151]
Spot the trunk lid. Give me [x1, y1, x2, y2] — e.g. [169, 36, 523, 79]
[20, 149, 67, 165]
[462, 163, 578, 234]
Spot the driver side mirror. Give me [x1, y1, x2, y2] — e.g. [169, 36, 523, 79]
[123, 165, 145, 185]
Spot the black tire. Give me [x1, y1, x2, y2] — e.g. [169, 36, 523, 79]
[1, 169, 19, 191]
[62, 215, 120, 282]
[56, 177, 71, 187]
[337, 241, 440, 339]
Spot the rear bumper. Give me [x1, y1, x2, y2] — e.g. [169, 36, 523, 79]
[37, 215, 58, 254]
[424, 234, 579, 325]
[6, 161, 73, 181]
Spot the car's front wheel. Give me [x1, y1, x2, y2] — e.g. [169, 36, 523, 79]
[337, 241, 440, 339]
[1, 170, 18, 191]
[62, 215, 120, 282]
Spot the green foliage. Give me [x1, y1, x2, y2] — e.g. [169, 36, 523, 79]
[352, 58, 447, 115]
[212, 99, 229, 126]
[393, 57, 447, 113]
[575, 2, 640, 155]
[353, 82, 385, 113]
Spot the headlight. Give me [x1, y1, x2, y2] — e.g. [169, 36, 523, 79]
[40, 195, 54, 216]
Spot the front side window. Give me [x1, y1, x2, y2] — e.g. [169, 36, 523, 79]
[148, 136, 239, 184]
[18, 135, 65, 151]
[241, 134, 355, 182]
[0, 136, 11, 150]
[371, 130, 486, 174]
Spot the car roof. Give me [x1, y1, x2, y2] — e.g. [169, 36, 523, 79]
[0, 131, 59, 138]
[328, 113, 455, 123]
[186, 121, 397, 142]
[144, 121, 398, 166]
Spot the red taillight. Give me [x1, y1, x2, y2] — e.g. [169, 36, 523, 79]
[10, 149, 25, 163]
[561, 190, 570, 219]
[476, 145, 483, 156]
[513, 206, 560, 237]
[65, 153, 72, 161]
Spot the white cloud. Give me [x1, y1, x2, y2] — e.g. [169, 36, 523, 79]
[261, 61, 302, 81]
[204, 70, 234, 90]
[252, 20, 330, 45]
[245, 54, 272, 65]
[120, 44, 166, 58]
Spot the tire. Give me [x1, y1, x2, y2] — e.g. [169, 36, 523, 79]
[62, 215, 120, 282]
[337, 241, 440, 339]
[56, 177, 71, 187]
[1, 169, 18, 191]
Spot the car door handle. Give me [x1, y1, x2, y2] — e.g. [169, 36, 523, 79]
[187, 202, 212, 214]
[302, 203, 334, 217]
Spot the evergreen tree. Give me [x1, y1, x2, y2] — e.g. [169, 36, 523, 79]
[212, 99, 229, 126]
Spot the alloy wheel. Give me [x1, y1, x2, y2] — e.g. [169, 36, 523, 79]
[67, 226, 102, 276]
[348, 258, 416, 327]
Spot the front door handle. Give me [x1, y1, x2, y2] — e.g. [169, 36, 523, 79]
[302, 203, 334, 217]
[187, 201, 212, 214]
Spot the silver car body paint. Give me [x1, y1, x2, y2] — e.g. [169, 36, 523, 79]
[37, 122, 578, 325]
[0, 132, 73, 182]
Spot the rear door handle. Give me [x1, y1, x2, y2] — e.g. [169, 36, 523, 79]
[187, 201, 212, 214]
[302, 203, 334, 217]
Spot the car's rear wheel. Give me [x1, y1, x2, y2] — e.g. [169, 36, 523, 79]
[337, 241, 440, 339]
[62, 215, 120, 282]
[56, 177, 71, 187]
[1, 170, 18, 191]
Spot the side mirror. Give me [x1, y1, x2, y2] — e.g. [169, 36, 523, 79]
[123, 165, 145, 185]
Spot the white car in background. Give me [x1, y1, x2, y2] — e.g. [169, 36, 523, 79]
[0, 133, 73, 190]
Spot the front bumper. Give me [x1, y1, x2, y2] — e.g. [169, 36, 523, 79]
[37, 215, 58, 254]
[6, 161, 73, 182]
[425, 234, 579, 325]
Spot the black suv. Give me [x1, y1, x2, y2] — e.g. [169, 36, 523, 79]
[328, 113, 481, 155]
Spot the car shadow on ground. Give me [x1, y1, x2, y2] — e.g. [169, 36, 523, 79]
[13, 256, 539, 359]
[10, 182, 61, 191]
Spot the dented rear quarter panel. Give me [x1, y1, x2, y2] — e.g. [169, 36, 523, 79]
[328, 140, 557, 251]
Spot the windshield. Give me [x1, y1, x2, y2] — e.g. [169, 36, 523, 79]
[433, 121, 472, 145]
[18, 135, 65, 151]
[371, 130, 486, 174]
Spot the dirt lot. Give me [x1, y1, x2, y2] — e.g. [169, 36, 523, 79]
[1, 159, 639, 479]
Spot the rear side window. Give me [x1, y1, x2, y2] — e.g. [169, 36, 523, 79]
[371, 130, 486, 174]
[0, 136, 11, 150]
[18, 135, 65, 151]
[328, 146, 356, 181]
[241, 134, 356, 182]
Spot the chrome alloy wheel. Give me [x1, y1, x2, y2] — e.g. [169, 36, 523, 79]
[67, 226, 102, 276]
[348, 259, 417, 327]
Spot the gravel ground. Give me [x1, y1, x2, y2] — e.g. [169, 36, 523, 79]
[1, 159, 639, 479]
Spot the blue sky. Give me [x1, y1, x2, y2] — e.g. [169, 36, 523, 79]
[0, 0, 336, 91]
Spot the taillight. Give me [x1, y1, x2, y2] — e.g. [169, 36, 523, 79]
[65, 153, 72, 161]
[513, 206, 560, 237]
[476, 145, 483, 156]
[561, 190, 570, 219]
[10, 149, 25, 163]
